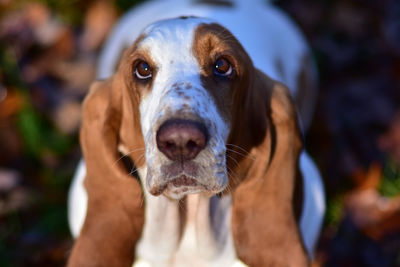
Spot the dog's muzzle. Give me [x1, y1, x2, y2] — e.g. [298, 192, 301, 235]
[152, 118, 210, 193]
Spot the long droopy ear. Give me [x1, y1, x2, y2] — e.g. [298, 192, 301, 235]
[68, 71, 145, 266]
[229, 69, 308, 266]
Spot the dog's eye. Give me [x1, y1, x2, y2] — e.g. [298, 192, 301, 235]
[213, 57, 233, 77]
[135, 61, 152, 80]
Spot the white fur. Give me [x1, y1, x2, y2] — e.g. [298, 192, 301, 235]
[67, 159, 87, 238]
[138, 18, 229, 199]
[136, 167, 242, 267]
[135, 167, 183, 266]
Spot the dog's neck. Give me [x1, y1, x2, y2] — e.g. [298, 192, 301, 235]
[136, 167, 238, 267]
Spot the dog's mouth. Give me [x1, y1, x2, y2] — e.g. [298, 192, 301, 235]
[147, 168, 228, 199]
[145, 150, 229, 199]
[170, 175, 199, 187]
[148, 174, 207, 198]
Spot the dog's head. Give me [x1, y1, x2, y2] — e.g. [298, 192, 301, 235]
[87, 17, 274, 200]
[133, 18, 254, 199]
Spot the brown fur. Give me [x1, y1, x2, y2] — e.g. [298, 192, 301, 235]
[230, 76, 307, 266]
[192, 23, 251, 128]
[68, 40, 148, 267]
[194, 23, 308, 266]
[69, 22, 308, 266]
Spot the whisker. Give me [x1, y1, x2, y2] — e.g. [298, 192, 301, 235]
[113, 147, 146, 166]
[226, 148, 256, 161]
[130, 168, 140, 176]
[227, 171, 239, 185]
[226, 148, 246, 158]
[224, 182, 233, 195]
[140, 194, 145, 208]
[224, 185, 231, 195]
[226, 165, 241, 185]
[226, 143, 250, 155]
[129, 154, 146, 175]
[226, 155, 247, 183]
[226, 154, 240, 168]
[134, 154, 147, 171]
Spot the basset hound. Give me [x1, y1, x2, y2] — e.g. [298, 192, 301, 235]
[68, 0, 325, 266]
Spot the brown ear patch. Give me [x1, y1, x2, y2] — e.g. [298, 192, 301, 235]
[228, 71, 307, 266]
[69, 38, 148, 264]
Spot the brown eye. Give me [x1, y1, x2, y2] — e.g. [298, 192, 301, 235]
[135, 61, 152, 80]
[214, 57, 233, 76]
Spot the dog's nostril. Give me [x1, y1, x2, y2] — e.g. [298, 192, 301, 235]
[186, 140, 197, 149]
[156, 119, 208, 161]
[166, 141, 175, 149]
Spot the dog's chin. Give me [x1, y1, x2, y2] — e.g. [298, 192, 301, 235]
[163, 179, 206, 200]
[148, 174, 227, 200]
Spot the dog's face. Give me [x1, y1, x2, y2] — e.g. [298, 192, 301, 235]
[121, 18, 252, 199]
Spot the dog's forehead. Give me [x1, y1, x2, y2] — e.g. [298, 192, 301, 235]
[137, 17, 215, 66]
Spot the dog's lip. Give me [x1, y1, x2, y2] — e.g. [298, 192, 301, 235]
[170, 175, 198, 187]
[148, 169, 228, 197]
[149, 183, 168, 196]
[148, 175, 204, 196]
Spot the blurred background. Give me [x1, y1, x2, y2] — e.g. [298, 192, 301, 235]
[0, 0, 399, 266]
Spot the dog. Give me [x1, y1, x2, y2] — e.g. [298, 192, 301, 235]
[68, 0, 325, 266]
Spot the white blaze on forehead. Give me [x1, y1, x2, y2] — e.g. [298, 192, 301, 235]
[136, 18, 230, 197]
[137, 17, 217, 136]
[140, 17, 213, 78]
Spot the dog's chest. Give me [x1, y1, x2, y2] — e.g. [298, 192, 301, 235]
[135, 181, 238, 267]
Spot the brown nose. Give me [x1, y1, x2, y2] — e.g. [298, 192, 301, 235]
[156, 119, 208, 161]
